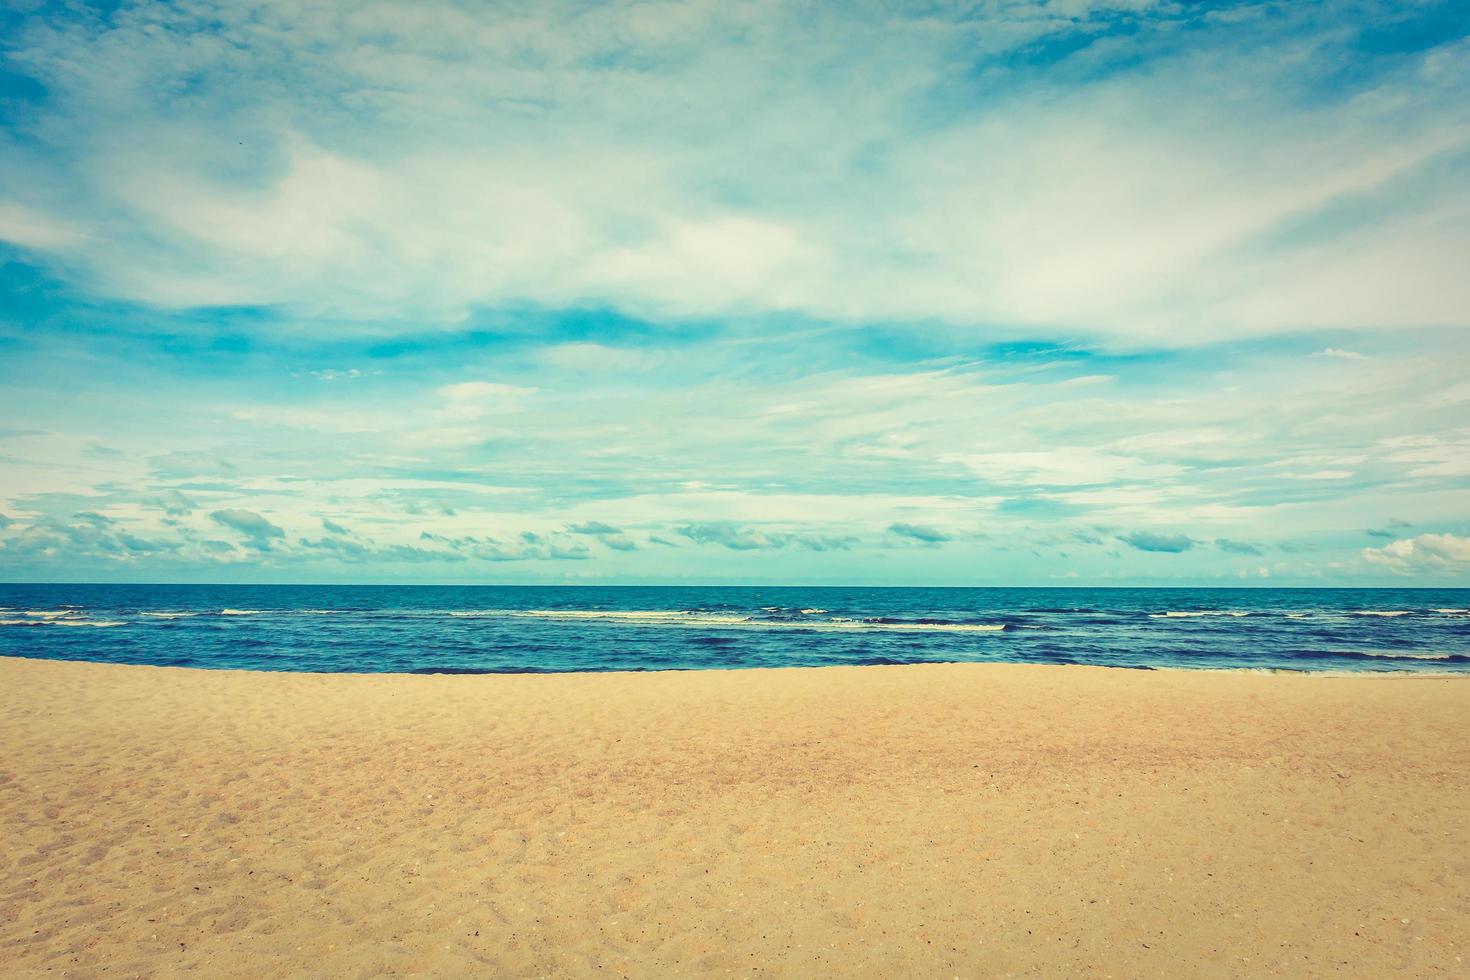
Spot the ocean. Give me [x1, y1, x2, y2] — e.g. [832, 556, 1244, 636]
[2, 584, 1468, 674]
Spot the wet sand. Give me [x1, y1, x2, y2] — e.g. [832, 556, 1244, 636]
[1, 655, 1466, 977]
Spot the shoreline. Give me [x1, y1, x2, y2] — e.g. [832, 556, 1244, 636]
[4, 655, 1467, 976]
[2, 651, 1467, 680]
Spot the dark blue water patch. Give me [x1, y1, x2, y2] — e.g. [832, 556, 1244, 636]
[1288, 650, 1468, 665]
[1, 585, 1468, 675]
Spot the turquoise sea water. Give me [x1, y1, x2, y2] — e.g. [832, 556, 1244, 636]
[2, 584, 1468, 674]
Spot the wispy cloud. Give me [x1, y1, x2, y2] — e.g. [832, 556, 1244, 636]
[0, 2, 1466, 340]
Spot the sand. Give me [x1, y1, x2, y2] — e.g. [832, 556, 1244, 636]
[1, 656, 1466, 978]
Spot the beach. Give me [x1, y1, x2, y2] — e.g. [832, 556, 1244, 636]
[2, 656, 1466, 978]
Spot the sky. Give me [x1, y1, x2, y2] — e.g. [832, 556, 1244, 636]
[0, 0, 1468, 586]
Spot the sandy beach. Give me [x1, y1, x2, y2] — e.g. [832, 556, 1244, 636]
[2, 656, 1466, 978]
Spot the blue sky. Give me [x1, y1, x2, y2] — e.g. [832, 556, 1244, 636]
[0, 0, 1468, 585]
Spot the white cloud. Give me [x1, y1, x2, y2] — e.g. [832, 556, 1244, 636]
[1279, 470, 1355, 481]
[0, 201, 88, 250]
[230, 406, 399, 435]
[1363, 532, 1470, 569]
[1381, 431, 1470, 478]
[1430, 381, 1470, 406]
[588, 217, 819, 311]
[1, 2, 1466, 339]
[945, 449, 1183, 487]
[435, 382, 536, 419]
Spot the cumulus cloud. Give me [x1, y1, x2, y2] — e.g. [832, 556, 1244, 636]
[153, 490, 196, 516]
[568, 521, 622, 536]
[321, 518, 349, 536]
[566, 520, 637, 552]
[418, 530, 590, 562]
[1215, 538, 1262, 555]
[0, 518, 609, 570]
[302, 535, 458, 564]
[888, 523, 951, 543]
[0, 516, 173, 561]
[1118, 531, 1195, 553]
[678, 522, 854, 552]
[1363, 533, 1470, 570]
[210, 509, 286, 546]
[679, 522, 787, 551]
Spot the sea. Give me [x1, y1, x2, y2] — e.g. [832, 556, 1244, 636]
[2, 584, 1468, 675]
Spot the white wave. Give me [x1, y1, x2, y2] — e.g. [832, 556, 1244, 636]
[454, 609, 752, 626]
[1356, 651, 1455, 661]
[443, 608, 1009, 633]
[219, 608, 264, 616]
[1433, 608, 1468, 614]
[1150, 610, 1247, 618]
[23, 610, 79, 619]
[0, 619, 45, 626]
[142, 611, 197, 619]
[1353, 610, 1410, 617]
[521, 610, 753, 625]
[799, 608, 828, 614]
[53, 619, 128, 627]
[300, 609, 339, 615]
